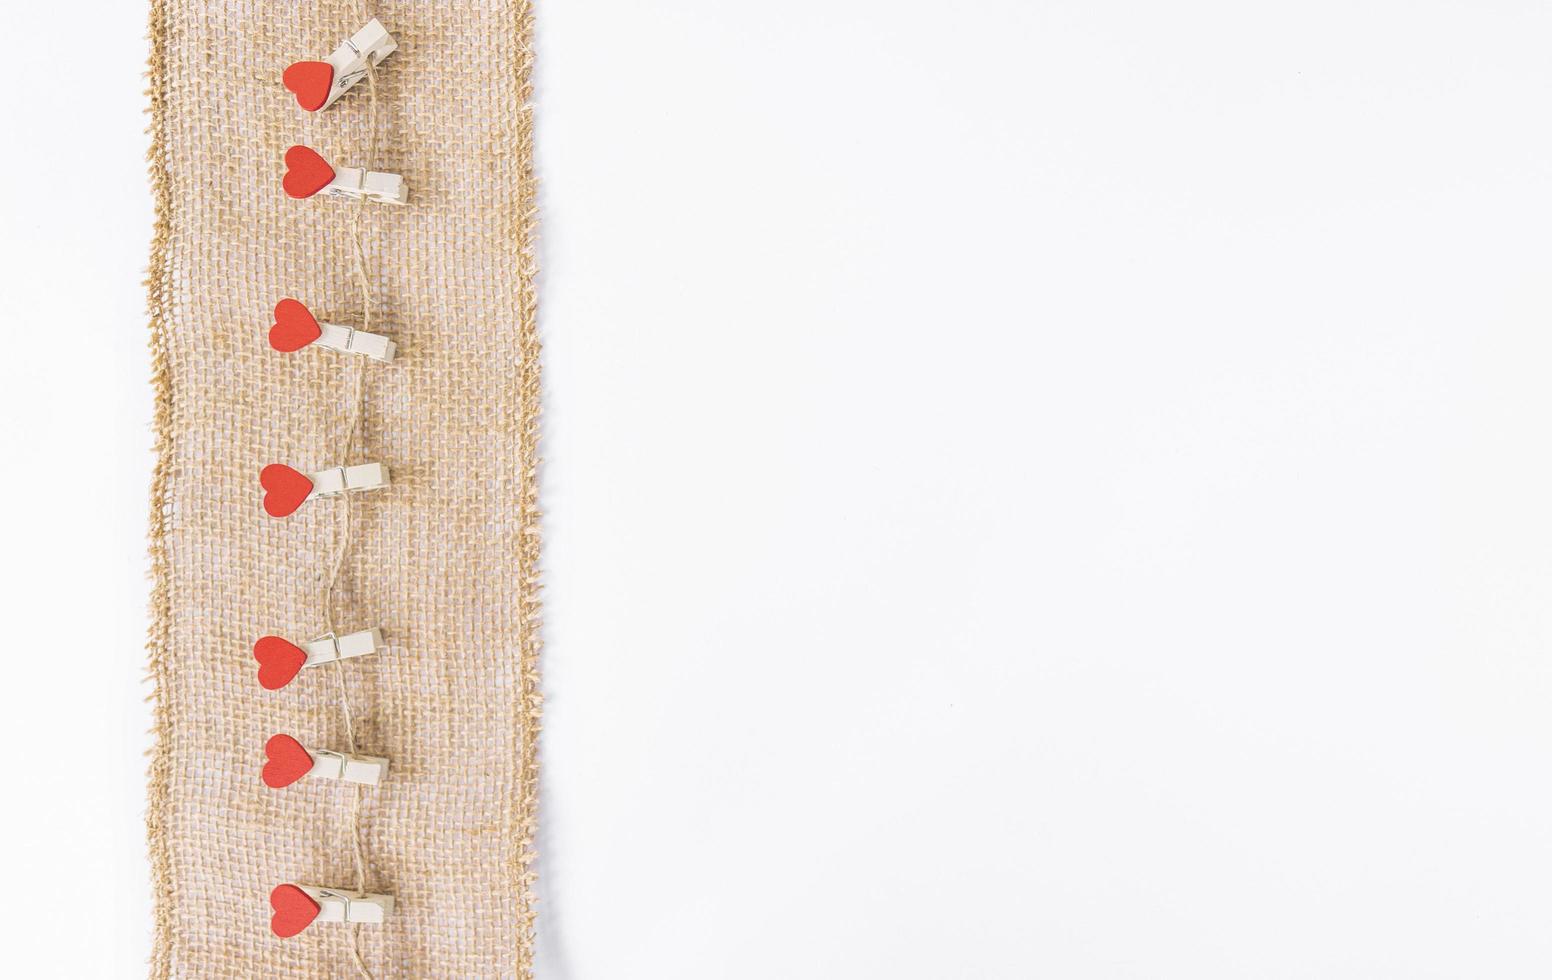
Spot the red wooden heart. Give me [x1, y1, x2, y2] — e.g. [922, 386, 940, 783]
[262, 734, 314, 789]
[254, 635, 307, 690]
[269, 298, 322, 352]
[270, 883, 320, 938]
[283, 60, 334, 112]
[261, 463, 313, 518]
[283, 145, 335, 199]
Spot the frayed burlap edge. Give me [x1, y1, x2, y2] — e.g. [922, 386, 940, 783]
[144, 0, 176, 974]
[141, 2, 544, 975]
[509, 1, 545, 975]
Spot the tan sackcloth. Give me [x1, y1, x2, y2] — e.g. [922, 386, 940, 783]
[145, 2, 541, 977]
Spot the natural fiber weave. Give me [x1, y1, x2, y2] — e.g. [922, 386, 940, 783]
[145, 2, 541, 976]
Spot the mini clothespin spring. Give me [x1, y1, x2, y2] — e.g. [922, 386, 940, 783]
[310, 749, 390, 786]
[306, 627, 385, 667]
[319, 321, 396, 361]
[309, 462, 391, 500]
[323, 166, 407, 205]
[306, 887, 396, 925]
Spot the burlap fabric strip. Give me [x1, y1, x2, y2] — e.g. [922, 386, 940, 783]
[145, 3, 541, 976]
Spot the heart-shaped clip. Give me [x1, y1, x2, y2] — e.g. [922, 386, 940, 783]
[282, 21, 396, 113]
[282, 61, 333, 112]
[282, 145, 406, 204]
[269, 299, 323, 353]
[267, 300, 397, 361]
[253, 636, 308, 690]
[261, 734, 314, 789]
[260, 464, 314, 518]
[282, 145, 336, 200]
[270, 883, 321, 938]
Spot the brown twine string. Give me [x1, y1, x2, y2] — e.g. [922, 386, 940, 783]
[317, 49, 382, 980]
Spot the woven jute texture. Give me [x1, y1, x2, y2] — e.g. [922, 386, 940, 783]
[145, 2, 541, 976]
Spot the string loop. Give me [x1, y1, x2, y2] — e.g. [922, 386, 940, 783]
[319, 52, 382, 980]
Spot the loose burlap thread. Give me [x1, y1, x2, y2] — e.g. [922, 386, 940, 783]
[145, 3, 541, 977]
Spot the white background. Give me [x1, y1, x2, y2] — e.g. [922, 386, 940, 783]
[2, 1, 1550, 977]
